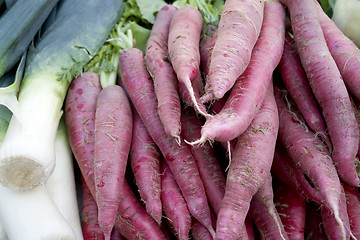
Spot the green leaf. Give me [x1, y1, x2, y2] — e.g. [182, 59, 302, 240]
[135, 0, 167, 24]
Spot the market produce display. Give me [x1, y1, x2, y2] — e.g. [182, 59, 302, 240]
[1, 0, 360, 239]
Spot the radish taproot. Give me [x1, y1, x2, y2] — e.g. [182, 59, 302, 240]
[130, 110, 162, 224]
[200, 0, 265, 102]
[161, 159, 192, 240]
[145, 4, 182, 142]
[190, 0, 285, 144]
[94, 84, 133, 239]
[280, 0, 360, 187]
[168, 5, 209, 117]
[118, 47, 215, 238]
[274, 83, 348, 239]
[216, 82, 279, 239]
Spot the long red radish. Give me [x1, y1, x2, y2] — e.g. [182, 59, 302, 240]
[168, 6, 209, 117]
[114, 180, 167, 240]
[130, 110, 162, 224]
[278, 32, 330, 148]
[161, 159, 191, 240]
[320, 185, 352, 240]
[216, 82, 279, 240]
[315, 2, 360, 102]
[271, 144, 324, 205]
[81, 175, 104, 240]
[274, 83, 348, 239]
[180, 107, 226, 215]
[65, 73, 165, 240]
[118, 47, 215, 238]
[65, 72, 101, 193]
[190, 1, 285, 144]
[280, 0, 360, 187]
[250, 175, 289, 240]
[273, 177, 306, 240]
[200, 0, 264, 102]
[145, 4, 181, 142]
[94, 84, 133, 239]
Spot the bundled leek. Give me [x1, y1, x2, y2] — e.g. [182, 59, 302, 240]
[0, 0, 59, 78]
[0, 0, 124, 190]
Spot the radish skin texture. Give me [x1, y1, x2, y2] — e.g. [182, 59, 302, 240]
[118, 48, 215, 238]
[145, 4, 181, 141]
[280, 0, 360, 187]
[216, 83, 279, 240]
[130, 110, 162, 224]
[199, 24, 218, 78]
[274, 84, 347, 239]
[114, 181, 167, 240]
[180, 107, 226, 215]
[66, 73, 165, 240]
[201, 0, 264, 102]
[250, 176, 289, 240]
[65, 72, 101, 193]
[193, 1, 285, 144]
[161, 159, 191, 240]
[271, 145, 324, 205]
[315, 2, 360, 102]
[94, 85, 133, 239]
[279, 32, 329, 148]
[320, 185, 351, 240]
[273, 178, 306, 240]
[168, 6, 208, 117]
[81, 175, 104, 240]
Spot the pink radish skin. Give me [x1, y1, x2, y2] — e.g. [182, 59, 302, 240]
[191, 218, 214, 240]
[201, 0, 264, 102]
[250, 176, 289, 240]
[81, 175, 105, 240]
[280, 0, 360, 187]
[192, 1, 285, 144]
[118, 48, 215, 238]
[216, 83, 279, 240]
[65, 74, 166, 240]
[273, 178, 306, 240]
[130, 110, 162, 225]
[177, 73, 207, 115]
[65, 72, 101, 195]
[320, 185, 352, 240]
[94, 85, 133, 239]
[274, 84, 347, 239]
[279, 32, 330, 148]
[180, 107, 226, 215]
[343, 182, 360, 238]
[271, 145, 324, 205]
[199, 24, 218, 78]
[114, 181, 167, 240]
[315, 2, 360, 101]
[145, 4, 181, 142]
[161, 159, 191, 240]
[168, 6, 209, 117]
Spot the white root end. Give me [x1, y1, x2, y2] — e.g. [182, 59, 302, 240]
[174, 135, 182, 146]
[184, 135, 207, 147]
[332, 205, 348, 240]
[225, 141, 232, 172]
[184, 79, 211, 118]
[0, 157, 48, 191]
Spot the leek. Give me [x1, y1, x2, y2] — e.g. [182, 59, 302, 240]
[0, 0, 124, 190]
[0, 0, 59, 78]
